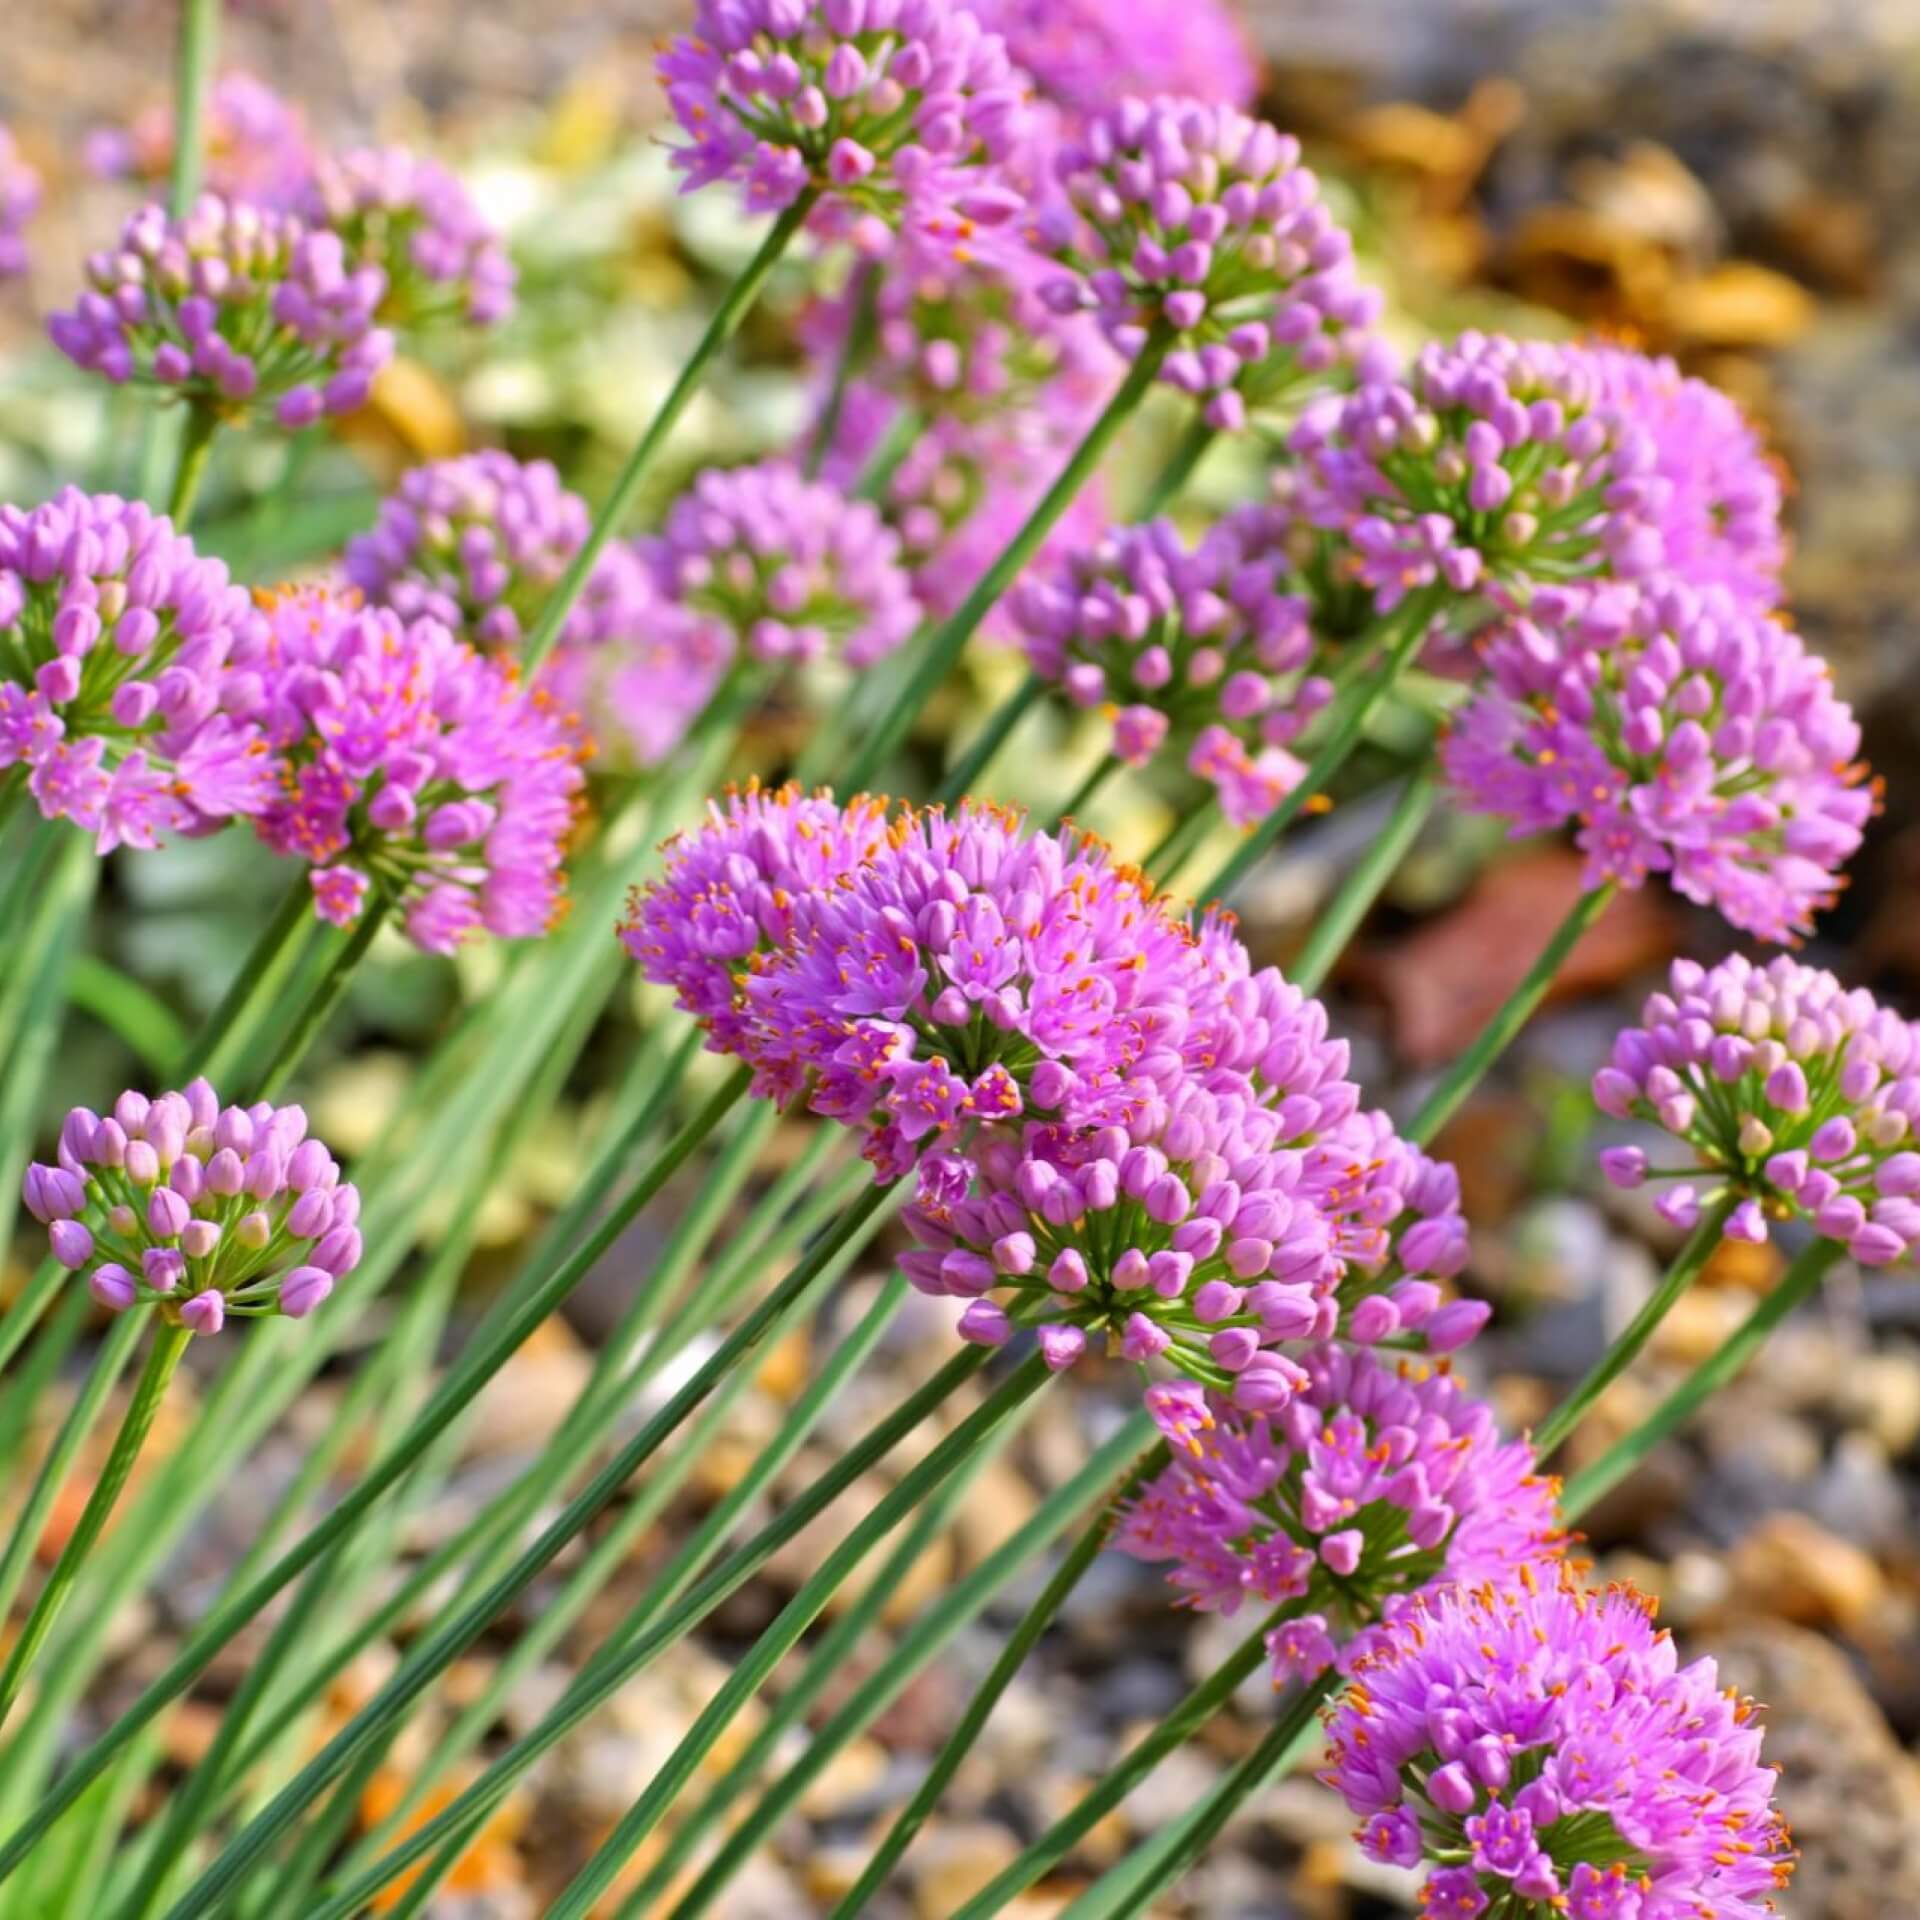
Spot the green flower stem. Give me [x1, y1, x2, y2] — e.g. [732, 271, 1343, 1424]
[176, 878, 318, 1083]
[547, 1353, 1056, 1920]
[0, 1313, 146, 1691]
[0, 1067, 751, 1888]
[1189, 586, 1446, 912]
[948, 1607, 1293, 1920]
[1564, 1237, 1841, 1522]
[827, 1440, 1170, 1920]
[1534, 1197, 1740, 1460]
[852, 406, 923, 503]
[65, 956, 190, 1077]
[1136, 416, 1218, 519]
[936, 671, 1045, 805]
[166, 0, 218, 217]
[1051, 751, 1120, 828]
[1289, 765, 1437, 995]
[165, 1176, 901, 1920]
[1402, 879, 1616, 1148]
[0, 1287, 92, 1494]
[518, 193, 819, 677]
[299, 1337, 996, 1920]
[0, 1260, 70, 1387]
[1059, 1674, 1336, 1920]
[249, 893, 391, 1101]
[0, 1323, 192, 1730]
[842, 333, 1172, 793]
[166, 403, 220, 531]
[664, 1412, 1163, 1920]
[806, 262, 877, 481]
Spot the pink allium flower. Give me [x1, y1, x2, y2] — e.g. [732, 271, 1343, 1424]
[1116, 1351, 1561, 1679]
[49, 195, 394, 428]
[23, 1079, 361, 1330]
[658, 0, 1032, 242]
[620, 782, 894, 1064]
[648, 461, 922, 669]
[963, 0, 1259, 125]
[1586, 345, 1786, 612]
[1041, 96, 1381, 432]
[240, 586, 586, 953]
[0, 489, 273, 851]
[0, 125, 41, 280]
[1011, 507, 1349, 825]
[1291, 332, 1666, 611]
[1320, 1569, 1795, 1919]
[1442, 580, 1871, 943]
[1595, 952, 1920, 1268]
[303, 147, 514, 328]
[85, 72, 316, 210]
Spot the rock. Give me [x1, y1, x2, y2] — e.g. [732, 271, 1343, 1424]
[911, 1821, 1020, 1916]
[1840, 1347, 1920, 1455]
[796, 1736, 889, 1819]
[1725, 1513, 1887, 1633]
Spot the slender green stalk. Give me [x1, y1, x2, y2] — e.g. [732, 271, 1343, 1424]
[1534, 1197, 1738, 1458]
[0, 1288, 90, 1487]
[806, 262, 877, 480]
[166, 0, 218, 217]
[1564, 1237, 1840, 1521]
[0, 1313, 145, 1675]
[0, 1261, 68, 1379]
[250, 895, 390, 1101]
[64, 956, 189, 1076]
[1059, 1676, 1335, 1920]
[295, 1344, 997, 1920]
[1136, 416, 1217, 518]
[519, 193, 818, 676]
[828, 1441, 1170, 1920]
[176, 879, 317, 1081]
[1403, 881, 1616, 1147]
[1290, 765, 1436, 994]
[0, 1324, 191, 1729]
[1191, 587, 1444, 910]
[1051, 752, 1120, 827]
[852, 406, 922, 503]
[0, 1068, 751, 1887]
[936, 672, 1045, 805]
[948, 1608, 1292, 1920]
[842, 334, 1172, 792]
[667, 1414, 1163, 1920]
[166, 403, 220, 530]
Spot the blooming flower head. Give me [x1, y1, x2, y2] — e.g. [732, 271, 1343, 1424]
[302, 147, 514, 328]
[621, 782, 892, 1063]
[1595, 952, 1920, 1267]
[1442, 580, 1872, 943]
[658, 0, 1031, 241]
[1115, 1351, 1561, 1675]
[1041, 96, 1379, 432]
[240, 587, 586, 953]
[0, 489, 272, 850]
[1587, 345, 1786, 613]
[1011, 508, 1346, 825]
[49, 194, 393, 429]
[85, 72, 316, 210]
[23, 1080, 362, 1333]
[1320, 1569, 1794, 1918]
[0, 125, 41, 280]
[649, 461, 922, 670]
[963, 0, 1259, 126]
[1292, 332, 1666, 611]
[741, 802, 1212, 1170]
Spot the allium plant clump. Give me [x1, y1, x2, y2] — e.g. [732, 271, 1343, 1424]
[85, 71, 316, 209]
[0, 125, 40, 280]
[23, 1081, 361, 1333]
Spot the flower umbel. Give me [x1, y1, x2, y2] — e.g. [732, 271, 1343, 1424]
[1596, 952, 1920, 1266]
[23, 1081, 363, 1332]
[84, 72, 316, 211]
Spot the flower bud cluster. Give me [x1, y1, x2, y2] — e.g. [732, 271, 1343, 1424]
[85, 72, 316, 211]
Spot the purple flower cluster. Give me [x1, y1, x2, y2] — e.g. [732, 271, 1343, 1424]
[962, 0, 1260, 126]
[0, 490, 273, 851]
[1443, 580, 1871, 943]
[659, 0, 1031, 242]
[0, 124, 40, 280]
[1321, 1569, 1794, 1919]
[86, 72, 316, 211]
[1292, 332, 1666, 611]
[619, 781, 893, 1063]
[1115, 1352, 1561, 1681]
[237, 586, 586, 953]
[1042, 97, 1379, 433]
[1011, 507, 1345, 825]
[1596, 953, 1920, 1267]
[49, 194, 394, 427]
[649, 461, 922, 670]
[23, 1081, 362, 1335]
[302, 146, 515, 328]
[1587, 345, 1786, 613]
